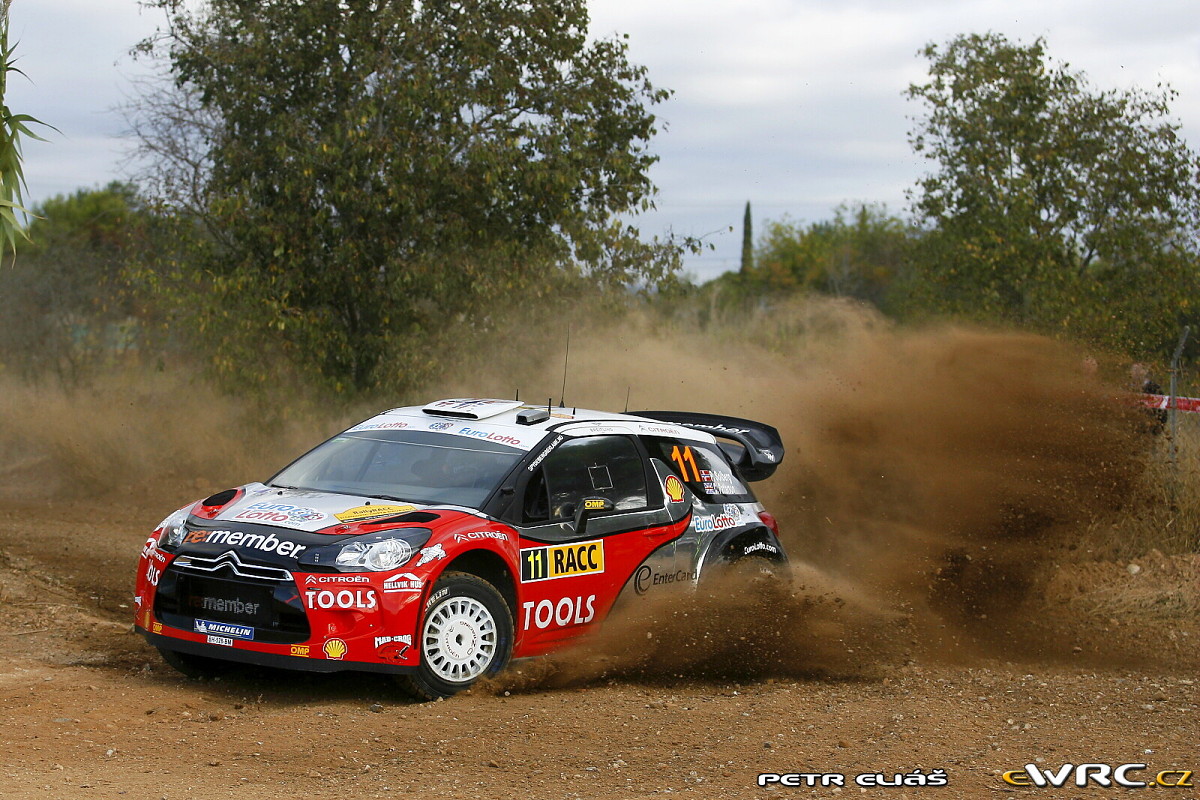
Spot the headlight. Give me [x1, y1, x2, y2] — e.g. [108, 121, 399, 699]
[157, 509, 189, 549]
[335, 538, 414, 571]
[297, 528, 433, 572]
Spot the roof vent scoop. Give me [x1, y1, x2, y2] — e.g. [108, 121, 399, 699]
[421, 398, 523, 420]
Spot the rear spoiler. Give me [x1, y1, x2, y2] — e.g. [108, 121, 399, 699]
[634, 411, 785, 482]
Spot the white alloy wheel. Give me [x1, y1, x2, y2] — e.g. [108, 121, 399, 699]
[422, 595, 498, 683]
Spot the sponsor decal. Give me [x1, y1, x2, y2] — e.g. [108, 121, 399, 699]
[351, 420, 410, 431]
[304, 575, 371, 584]
[133, 594, 143, 608]
[289, 644, 311, 657]
[416, 543, 447, 566]
[694, 505, 742, 534]
[194, 619, 255, 640]
[334, 504, 415, 522]
[375, 633, 413, 662]
[425, 587, 449, 609]
[564, 423, 623, 435]
[145, 563, 161, 587]
[582, 499, 607, 511]
[375, 634, 413, 649]
[322, 638, 348, 660]
[633, 565, 697, 595]
[457, 426, 523, 447]
[427, 398, 509, 412]
[689, 421, 752, 437]
[206, 635, 234, 647]
[520, 540, 604, 582]
[151, 622, 162, 634]
[378, 641, 412, 664]
[527, 435, 564, 472]
[664, 475, 686, 503]
[383, 572, 423, 593]
[521, 595, 597, 630]
[188, 596, 261, 617]
[743, 541, 779, 556]
[141, 535, 157, 559]
[758, 770, 948, 788]
[642, 425, 683, 436]
[303, 588, 379, 611]
[428, 422, 454, 431]
[451, 531, 509, 543]
[232, 502, 325, 525]
[1001, 763, 1194, 789]
[182, 529, 307, 558]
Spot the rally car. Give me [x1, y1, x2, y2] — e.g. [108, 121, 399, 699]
[134, 398, 787, 699]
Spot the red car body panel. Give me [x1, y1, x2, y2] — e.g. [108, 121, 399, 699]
[134, 501, 691, 669]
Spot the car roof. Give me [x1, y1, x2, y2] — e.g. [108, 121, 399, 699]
[347, 398, 718, 452]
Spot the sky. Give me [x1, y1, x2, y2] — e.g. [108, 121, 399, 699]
[7, 0, 1200, 282]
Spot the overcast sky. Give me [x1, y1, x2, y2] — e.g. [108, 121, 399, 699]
[8, 0, 1200, 281]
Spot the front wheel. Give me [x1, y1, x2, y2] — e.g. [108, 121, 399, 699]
[396, 572, 513, 701]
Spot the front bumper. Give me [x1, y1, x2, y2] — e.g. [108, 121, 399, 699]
[140, 628, 416, 674]
[135, 547, 427, 673]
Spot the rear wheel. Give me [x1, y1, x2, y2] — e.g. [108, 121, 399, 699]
[396, 571, 513, 701]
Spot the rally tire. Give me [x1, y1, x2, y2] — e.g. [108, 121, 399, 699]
[396, 571, 513, 701]
[157, 646, 230, 680]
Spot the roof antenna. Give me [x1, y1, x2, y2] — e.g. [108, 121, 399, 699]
[558, 325, 571, 408]
[624, 385, 631, 414]
[514, 388, 520, 402]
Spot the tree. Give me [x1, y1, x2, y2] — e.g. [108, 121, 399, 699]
[0, 183, 151, 386]
[133, 0, 682, 393]
[905, 33, 1200, 354]
[747, 203, 910, 307]
[740, 201, 753, 275]
[0, 0, 51, 253]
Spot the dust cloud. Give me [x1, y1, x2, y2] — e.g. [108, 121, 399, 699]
[460, 300, 1146, 687]
[0, 298, 1149, 683]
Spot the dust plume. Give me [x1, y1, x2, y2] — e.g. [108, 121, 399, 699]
[0, 369, 352, 504]
[0, 296, 1154, 682]
[454, 299, 1147, 686]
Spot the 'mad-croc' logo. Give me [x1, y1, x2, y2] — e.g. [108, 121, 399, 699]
[664, 475, 686, 503]
[322, 638, 348, 660]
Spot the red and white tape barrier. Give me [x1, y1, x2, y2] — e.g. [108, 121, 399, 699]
[1138, 393, 1200, 414]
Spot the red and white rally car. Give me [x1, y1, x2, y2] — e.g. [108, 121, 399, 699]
[135, 398, 787, 699]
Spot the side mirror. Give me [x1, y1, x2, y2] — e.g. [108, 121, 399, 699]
[573, 496, 614, 536]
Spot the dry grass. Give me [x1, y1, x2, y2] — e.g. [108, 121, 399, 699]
[1081, 421, 1200, 560]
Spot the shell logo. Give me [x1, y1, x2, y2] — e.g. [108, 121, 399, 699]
[322, 638, 348, 660]
[664, 475, 686, 503]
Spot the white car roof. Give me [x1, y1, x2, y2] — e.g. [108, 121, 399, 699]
[346, 398, 718, 451]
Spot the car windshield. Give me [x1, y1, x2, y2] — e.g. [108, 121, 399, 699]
[269, 429, 525, 509]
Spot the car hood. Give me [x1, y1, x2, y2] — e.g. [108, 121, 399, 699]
[206, 483, 484, 534]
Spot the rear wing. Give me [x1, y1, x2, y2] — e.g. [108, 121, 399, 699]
[634, 411, 785, 481]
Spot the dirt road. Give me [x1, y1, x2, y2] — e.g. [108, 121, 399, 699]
[0, 496, 1196, 800]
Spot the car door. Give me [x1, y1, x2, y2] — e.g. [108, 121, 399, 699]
[506, 434, 689, 654]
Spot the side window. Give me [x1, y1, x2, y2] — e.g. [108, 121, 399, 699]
[647, 438, 753, 503]
[522, 436, 648, 524]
